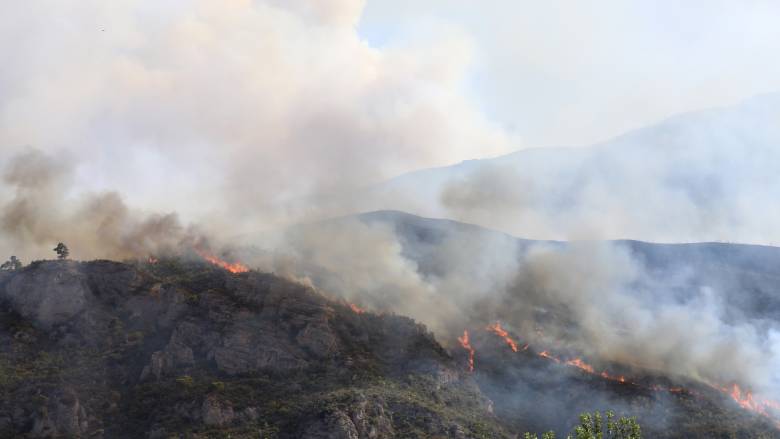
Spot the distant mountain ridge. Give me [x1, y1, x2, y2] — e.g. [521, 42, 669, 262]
[363, 92, 780, 244]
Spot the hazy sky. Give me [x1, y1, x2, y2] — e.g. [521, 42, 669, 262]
[360, 0, 780, 148]
[2, 0, 780, 235]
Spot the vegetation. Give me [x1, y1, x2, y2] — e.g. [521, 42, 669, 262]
[0, 255, 22, 270]
[525, 411, 641, 439]
[53, 242, 70, 259]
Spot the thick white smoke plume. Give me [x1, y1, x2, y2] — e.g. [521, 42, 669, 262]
[0, 0, 510, 251]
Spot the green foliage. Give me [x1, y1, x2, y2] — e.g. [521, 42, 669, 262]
[210, 381, 226, 392]
[176, 375, 194, 387]
[525, 432, 555, 439]
[525, 411, 641, 439]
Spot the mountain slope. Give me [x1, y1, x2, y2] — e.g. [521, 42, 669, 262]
[0, 259, 505, 438]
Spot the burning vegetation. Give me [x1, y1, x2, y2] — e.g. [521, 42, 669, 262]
[465, 321, 780, 429]
[193, 248, 249, 273]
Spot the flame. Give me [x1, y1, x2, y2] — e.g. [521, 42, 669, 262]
[349, 303, 365, 314]
[565, 357, 594, 374]
[714, 383, 780, 426]
[486, 322, 519, 352]
[475, 325, 780, 427]
[194, 248, 249, 273]
[538, 351, 560, 363]
[458, 330, 475, 372]
[148, 256, 158, 264]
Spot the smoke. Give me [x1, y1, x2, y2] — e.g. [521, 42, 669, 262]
[1, 148, 201, 260]
[431, 93, 780, 244]
[0, 0, 511, 242]
[242, 214, 780, 405]
[241, 213, 522, 336]
[504, 242, 780, 393]
[2, 0, 780, 425]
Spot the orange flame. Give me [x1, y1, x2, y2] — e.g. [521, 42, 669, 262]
[194, 248, 249, 273]
[486, 322, 520, 352]
[565, 357, 595, 374]
[458, 330, 475, 372]
[539, 351, 560, 363]
[477, 325, 780, 428]
[349, 303, 365, 314]
[148, 256, 158, 264]
[459, 323, 780, 428]
[715, 383, 780, 426]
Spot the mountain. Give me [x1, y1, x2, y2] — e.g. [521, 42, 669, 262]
[0, 259, 504, 438]
[353, 210, 780, 321]
[233, 210, 780, 436]
[1, 249, 779, 437]
[363, 93, 780, 244]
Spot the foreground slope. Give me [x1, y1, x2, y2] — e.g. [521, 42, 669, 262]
[0, 259, 504, 438]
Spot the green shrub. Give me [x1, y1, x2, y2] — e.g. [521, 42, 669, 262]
[525, 410, 641, 439]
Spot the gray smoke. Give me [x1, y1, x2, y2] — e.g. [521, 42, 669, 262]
[0, 149, 203, 260]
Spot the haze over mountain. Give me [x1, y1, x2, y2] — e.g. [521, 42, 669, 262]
[364, 92, 780, 244]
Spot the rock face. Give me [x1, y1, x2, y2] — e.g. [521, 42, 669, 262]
[201, 395, 235, 427]
[30, 388, 89, 438]
[0, 260, 496, 439]
[302, 394, 395, 439]
[2, 261, 91, 330]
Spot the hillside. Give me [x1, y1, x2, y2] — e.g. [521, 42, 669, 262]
[1, 252, 779, 437]
[0, 259, 504, 438]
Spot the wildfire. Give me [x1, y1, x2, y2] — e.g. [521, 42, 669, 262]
[194, 248, 249, 273]
[458, 330, 475, 372]
[538, 351, 560, 363]
[714, 383, 780, 426]
[466, 323, 780, 428]
[484, 327, 780, 427]
[486, 322, 521, 352]
[349, 303, 365, 314]
[565, 357, 595, 374]
[148, 256, 158, 264]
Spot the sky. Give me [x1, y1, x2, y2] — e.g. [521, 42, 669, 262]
[2, 0, 780, 255]
[359, 0, 780, 148]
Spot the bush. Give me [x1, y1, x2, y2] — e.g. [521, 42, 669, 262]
[525, 410, 641, 439]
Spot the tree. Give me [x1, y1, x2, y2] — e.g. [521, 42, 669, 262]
[524, 411, 641, 439]
[53, 243, 69, 260]
[0, 256, 22, 270]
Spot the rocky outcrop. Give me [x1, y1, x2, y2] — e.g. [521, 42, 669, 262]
[348, 394, 394, 439]
[303, 410, 360, 439]
[301, 394, 394, 439]
[2, 261, 90, 330]
[201, 395, 235, 427]
[30, 388, 89, 438]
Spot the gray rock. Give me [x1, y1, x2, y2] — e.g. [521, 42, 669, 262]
[201, 395, 234, 427]
[296, 322, 339, 358]
[303, 410, 359, 439]
[349, 394, 394, 439]
[2, 262, 91, 330]
[30, 389, 89, 438]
